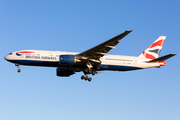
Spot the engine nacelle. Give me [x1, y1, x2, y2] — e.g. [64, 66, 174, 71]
[56, 68, 75, 77]
[59, 55, 80, 65]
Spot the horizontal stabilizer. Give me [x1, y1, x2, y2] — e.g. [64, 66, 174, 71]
[147, 53, 176, 63]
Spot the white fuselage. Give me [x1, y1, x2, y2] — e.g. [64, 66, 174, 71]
[5, 50, 163, 71]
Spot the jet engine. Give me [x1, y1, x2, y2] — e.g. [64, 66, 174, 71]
[59, 55, 80, 65]
[56, 68, 75, 77]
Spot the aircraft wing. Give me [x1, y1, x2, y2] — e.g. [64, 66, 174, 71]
[77, 30, 132, 59]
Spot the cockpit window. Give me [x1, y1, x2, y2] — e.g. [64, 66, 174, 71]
[8, 53, 12, 55]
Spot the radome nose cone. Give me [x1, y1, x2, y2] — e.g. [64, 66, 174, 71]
[4, 56, 7, 60]
[4, 55, 9, 61]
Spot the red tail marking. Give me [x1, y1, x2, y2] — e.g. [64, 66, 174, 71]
[143, 51, 156, 59]
[149, 39, 164, 48]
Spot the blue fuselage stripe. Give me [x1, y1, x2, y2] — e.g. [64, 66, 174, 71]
[99, 64, 142, 71]
[8, 60, 142, 71]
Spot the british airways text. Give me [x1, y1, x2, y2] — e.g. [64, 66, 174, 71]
[26, 55, 57, 60]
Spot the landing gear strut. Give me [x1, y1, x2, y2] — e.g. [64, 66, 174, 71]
[81, 68, 97, 82]
[82, 62, 97, 82]
[84, 68, 94, 74]
[16, 64, 21, 73]
[92, 71, 96, 75]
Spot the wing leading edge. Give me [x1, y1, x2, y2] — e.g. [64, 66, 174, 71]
[77, 30, 132, 58]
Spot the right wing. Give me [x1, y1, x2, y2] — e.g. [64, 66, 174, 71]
[76, 30, 132, 68]
[77, 30, 132, 59]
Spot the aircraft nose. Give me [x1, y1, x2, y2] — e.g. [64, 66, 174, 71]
[4, 55, 8, 61]
[4, 55, 10, 61]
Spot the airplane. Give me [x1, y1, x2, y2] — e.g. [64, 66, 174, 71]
[4, 30, 176, 82]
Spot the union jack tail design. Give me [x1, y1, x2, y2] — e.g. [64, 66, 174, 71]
[138, 36, 166, 59]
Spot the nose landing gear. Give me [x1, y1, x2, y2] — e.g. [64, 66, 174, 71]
[17, 69, 21, 73]
[15, 64, 21, 73]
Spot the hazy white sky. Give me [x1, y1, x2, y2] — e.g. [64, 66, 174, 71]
[1, 0, 180, 120]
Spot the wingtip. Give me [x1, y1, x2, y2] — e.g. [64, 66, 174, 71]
[125, 30, 133, 32]
[171, 53, 177, 56]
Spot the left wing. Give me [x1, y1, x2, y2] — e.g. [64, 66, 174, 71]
[77, 30, 132, 59]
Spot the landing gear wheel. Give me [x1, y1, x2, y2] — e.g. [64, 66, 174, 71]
[17, 69, 21, 73]
[88, 77, 92, 82]
[85, 76, 88, 80]
[84, 68, 89, 73]
[88, 69, 92, 74]
[92, 71, 96, 75]
[81, 75, 85, 80]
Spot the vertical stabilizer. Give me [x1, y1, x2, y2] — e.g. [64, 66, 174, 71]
[138, 36, 166, 59]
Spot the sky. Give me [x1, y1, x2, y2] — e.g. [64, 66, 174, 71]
[0, 0, 180, 120]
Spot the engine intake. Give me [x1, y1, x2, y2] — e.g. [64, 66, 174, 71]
[56, 68, 75, 77]
[60, 55, 80, 65]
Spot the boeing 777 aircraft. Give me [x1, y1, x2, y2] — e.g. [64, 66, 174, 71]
[4, 30, 176, 82]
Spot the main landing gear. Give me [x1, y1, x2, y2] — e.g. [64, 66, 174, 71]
[81, 68, 96, 82]
[81, 75, 92, 82]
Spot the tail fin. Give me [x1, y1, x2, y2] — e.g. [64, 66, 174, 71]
[138, 36, 166, 59]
